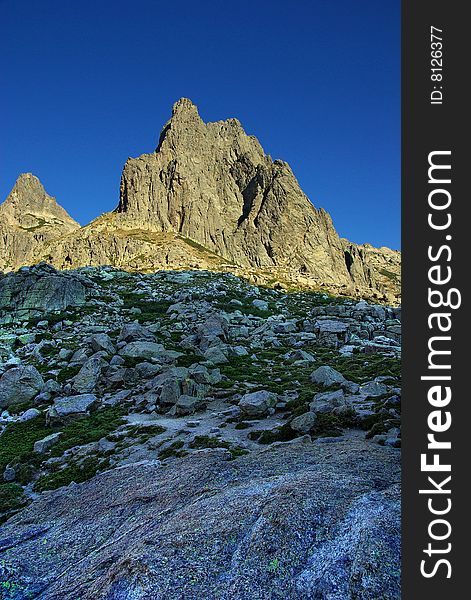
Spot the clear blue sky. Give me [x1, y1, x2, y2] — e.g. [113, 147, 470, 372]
[0, 0, 400, 249]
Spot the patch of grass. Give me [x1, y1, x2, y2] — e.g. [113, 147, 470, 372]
[120, 292, 172, 323]
[180, 237, 216, 255]
[234, 421, 252, 430]
[329, 353, 401, 384]
[249, 423, 296, 444]
[0, 407, 126, 486]
[0, 483, 28, 515]
[50, 406, 127, 457]
[177, 353, 202, 368]
[26, 312, 65, 327]
[380, 268, 399, 282]
[213, 298, 275, 318]
[56, 364, 81, 383]
[0, 416, 51, 476]
[189, 435, 248, 459]
[34, 456, 110, 492]
[310, 409, 359, 438]
[158, 440, 187, 460]
[364, 417, 401, 439]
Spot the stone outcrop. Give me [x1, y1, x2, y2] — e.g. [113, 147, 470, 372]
[0, 262, 87, 323]
[0, 439, 400, 600]
[0, 101, 400, 301]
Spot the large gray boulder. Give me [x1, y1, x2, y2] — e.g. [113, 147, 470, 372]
[72, 357, 104, 394]
[0, 365, 44, 409]
[0, 263, 86, 323]
[87, 333, 115, 355]
[310, 365, 347, 388]
[47, 394, 97, 420]
[151, 367, 188, 405]
[310, 389, 347, 414]
[118, 322, 156, 343]
[239, 390, 277, 417]
[33, 432, 62, 454]
[0, 436, 400, 599]
[291, 411, 317, 434]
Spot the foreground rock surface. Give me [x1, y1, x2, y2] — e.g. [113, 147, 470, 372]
[0, 265, 401, 598]
[0, 435, 400, 600]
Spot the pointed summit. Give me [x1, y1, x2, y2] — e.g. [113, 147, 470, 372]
[156, 98, 204, 152]
[1, 173, 79, 230]
[171, 97, 200, 118]
[0, 174, 80, 271]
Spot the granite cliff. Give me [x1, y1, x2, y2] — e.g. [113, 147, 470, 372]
[0, 99, 400, 301]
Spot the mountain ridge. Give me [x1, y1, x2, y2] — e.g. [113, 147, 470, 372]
[0, 99, 400, 302]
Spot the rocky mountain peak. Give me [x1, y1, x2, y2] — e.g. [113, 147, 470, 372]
[1, 173, 79, 230]
[0, 101, 400, 302]
[171, 97, 200, 118]
[0, 174, 80, 272]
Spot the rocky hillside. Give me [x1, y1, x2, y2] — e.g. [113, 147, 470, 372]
[0, 264, 401, 598]
[0, 100, 400, 302]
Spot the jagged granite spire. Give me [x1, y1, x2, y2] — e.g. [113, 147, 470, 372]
[1, 173, 79, 230]
[0, 174, 79, 271]
[116, 98, 359, 287]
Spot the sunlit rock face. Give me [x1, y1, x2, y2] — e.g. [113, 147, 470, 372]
[0, 100, 400, 302]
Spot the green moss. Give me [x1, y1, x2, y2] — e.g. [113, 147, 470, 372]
[177, 353, 203, 368]
[120, 292, 172, 323]
[0, 483, 28, 514]
[0, 407, 126, 486]
[56, 364, 81, 383]
[329, 354, 401, 384]
[158, 440, 187, 460]
[365, 417, 401, 439]
[27, 312, 66, 327]
[234, 421, 251, 430]
[34, 456, 110, 492]
[189, 435, 248, 459]
[0, 416, 50, 475]
[253, 423, 297, 444]
[50, 407, 127, 457]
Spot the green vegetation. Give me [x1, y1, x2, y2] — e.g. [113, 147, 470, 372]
[49, 407, 127, 457]
[158, 439, 187, 460]
[34, 456, 110, 492]
[0, 407, 127, 487]
[177, 353, 202, 368]
[120, 292, 172, 323]
[249, 423, 296, 444]
[56, 364, 81, 383]
[189, 435, 248, 459]
[380, 268, 400, 282]
[234, 421, 252, 430]
[0, 483, 28, 515]
[0, 416, 51, 476]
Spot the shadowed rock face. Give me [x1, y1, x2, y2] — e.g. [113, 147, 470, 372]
[0, 437, 400, 600]
[0, 262, 87, 324]
[0, 101, 400, 301]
